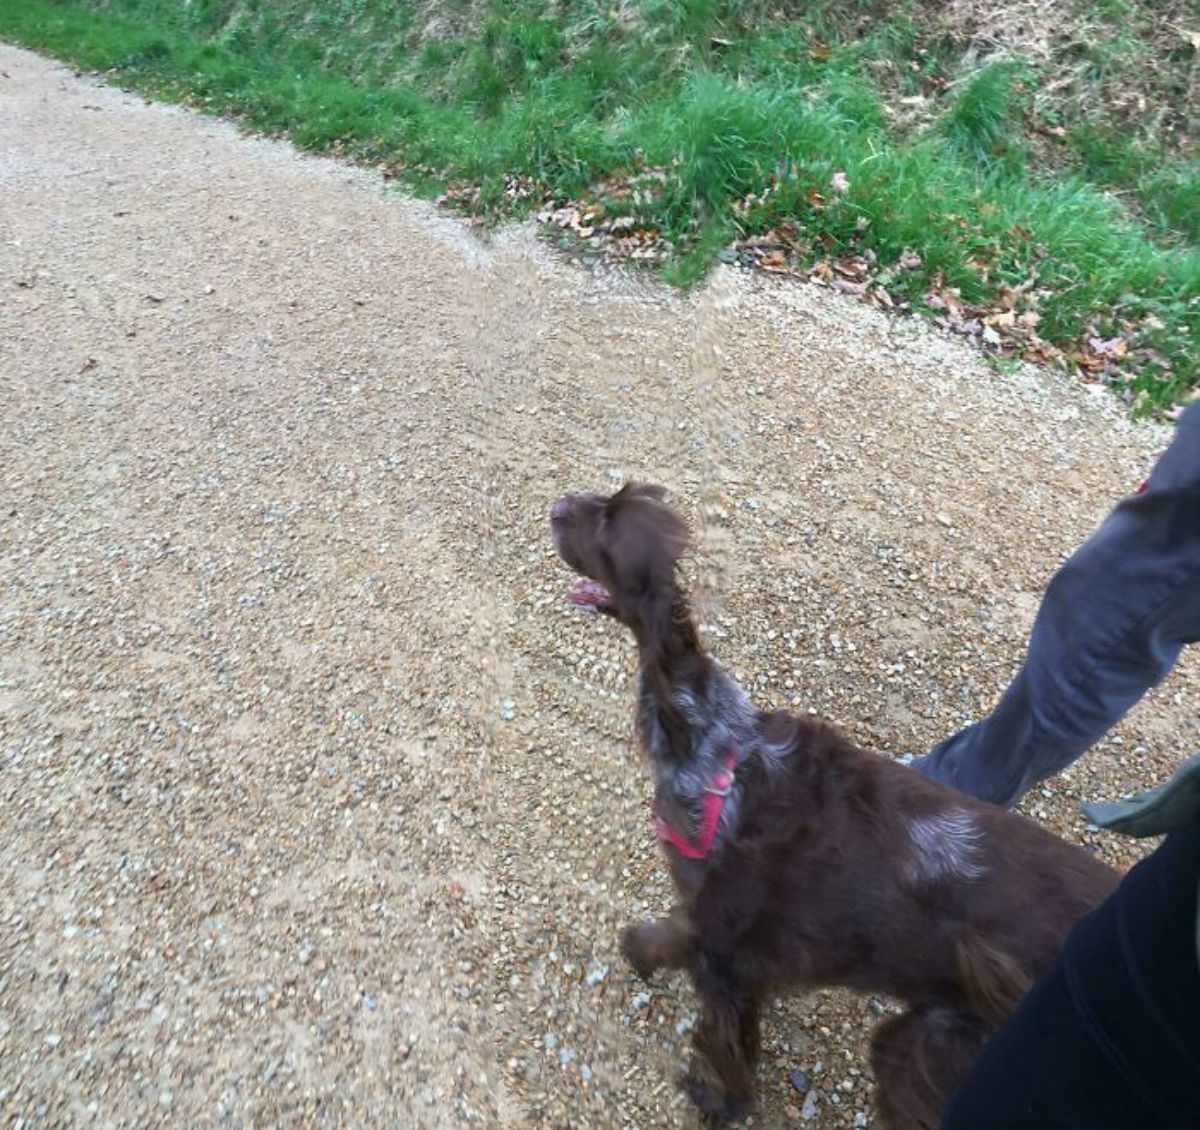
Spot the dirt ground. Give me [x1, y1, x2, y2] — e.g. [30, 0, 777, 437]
[2, 43, 1197, 1130]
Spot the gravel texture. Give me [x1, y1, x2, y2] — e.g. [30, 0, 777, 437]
[2, 43, 1198, 1129]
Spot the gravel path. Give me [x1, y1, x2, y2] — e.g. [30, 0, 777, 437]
[2, 44, 1197, 1129]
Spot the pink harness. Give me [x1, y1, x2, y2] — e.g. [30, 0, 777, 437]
[653, 747, 740, 860]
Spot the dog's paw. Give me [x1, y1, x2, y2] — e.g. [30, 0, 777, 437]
[620, 923, 660, 981]
[680, 1068, 726, 1118]
[679, 1069, 754, 1126]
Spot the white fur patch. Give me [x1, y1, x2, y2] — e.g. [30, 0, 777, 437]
[906, 809, 986, 884]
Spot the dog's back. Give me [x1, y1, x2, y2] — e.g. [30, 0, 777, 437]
[706, 709, 1117, 1009]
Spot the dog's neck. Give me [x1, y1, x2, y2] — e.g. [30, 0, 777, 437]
[633, 590, 756, 844]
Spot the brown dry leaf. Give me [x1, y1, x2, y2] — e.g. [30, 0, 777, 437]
[806, 188, 826, 210]
[810, 43, 833, 61]
[833, 256, 869, 280]
[1089, 335, 1128, 359]
[985, 310, 1016, 329]
[778, 222, 803, 248]
[759, 249, 789, 272]
[79, 357, 98, 373]
[899, 249, 922, 271]
[832, 279, 867, 296]
[807, 260, 833, 283]
[1024, 338, 1061, 364]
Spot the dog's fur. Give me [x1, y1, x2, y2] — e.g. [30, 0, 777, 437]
[550, 483, 1119, 1128]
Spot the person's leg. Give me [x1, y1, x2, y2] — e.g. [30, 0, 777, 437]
[942, 826, 1200, 1130]
[917, 403, 1200, 806]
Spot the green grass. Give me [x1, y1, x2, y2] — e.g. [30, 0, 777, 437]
[1, 0, 1196, 411]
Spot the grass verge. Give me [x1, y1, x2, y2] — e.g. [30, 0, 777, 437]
[0, 0, 1196, 411]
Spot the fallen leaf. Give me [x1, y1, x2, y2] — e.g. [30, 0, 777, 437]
[778, 222, 803, 248]
[833, 256, 869, 280]
[1024, 338, 1061, 364]
[807, 260, 833, 283]
[79, 357, 98, 373]
[1089, 335, 1128, 359]
[899, 249, 922, 270]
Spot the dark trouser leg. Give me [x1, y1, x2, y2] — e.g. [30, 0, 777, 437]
[917, 403, 1200, 806]
[942, 826, 1200, 1130]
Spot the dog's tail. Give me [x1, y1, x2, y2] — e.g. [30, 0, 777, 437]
[870, 1004, 992, 1130]
[870, 936, 1029, 1129]
[954, 932, 1032, 1027]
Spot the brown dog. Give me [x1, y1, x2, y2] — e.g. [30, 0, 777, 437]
[550, 483, 1119, 1128]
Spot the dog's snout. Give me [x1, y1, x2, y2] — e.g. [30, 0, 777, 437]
[551, 496, 573, 521]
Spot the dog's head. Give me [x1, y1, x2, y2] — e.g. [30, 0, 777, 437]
[550, 483, 689, 638]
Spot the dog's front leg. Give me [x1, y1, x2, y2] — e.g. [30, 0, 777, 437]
[620, 905, 696, 979]
[683, 956, 759, 1125]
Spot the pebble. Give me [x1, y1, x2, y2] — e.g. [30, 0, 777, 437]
[801, 1090, 820, 1120]
[788, 1068, 812, 1094]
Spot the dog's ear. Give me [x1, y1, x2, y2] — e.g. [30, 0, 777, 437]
[601, 485, 688, 645]
[619, 481, 669, 502]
